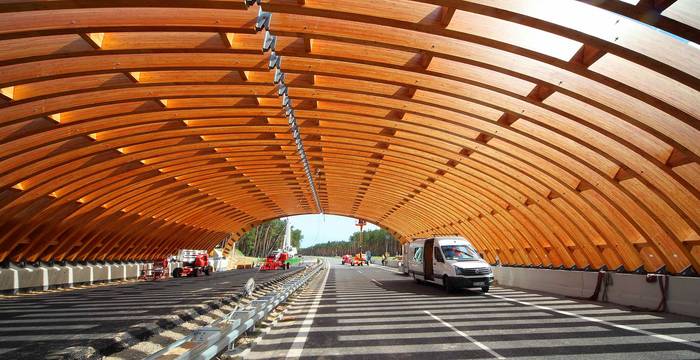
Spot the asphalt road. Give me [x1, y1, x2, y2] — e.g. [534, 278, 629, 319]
[244, 260, 700, 360]
[0, 266, 300, 359]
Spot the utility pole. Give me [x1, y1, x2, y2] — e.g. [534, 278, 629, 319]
[356, 219, 366, 261]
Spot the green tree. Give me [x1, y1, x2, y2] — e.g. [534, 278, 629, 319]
[236, 219, 293, 257]
[291, 227, 303, 248]
[300, 228, 400, 257]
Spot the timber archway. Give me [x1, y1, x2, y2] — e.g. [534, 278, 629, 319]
[0, 0, 697, 275]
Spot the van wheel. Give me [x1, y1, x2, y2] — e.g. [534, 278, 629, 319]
[443, 276, 454, 293]
[481, 286, 490, 293]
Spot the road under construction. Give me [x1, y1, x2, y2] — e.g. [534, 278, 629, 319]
[0, 259, 698, 359]
[0, 0, 699, 358]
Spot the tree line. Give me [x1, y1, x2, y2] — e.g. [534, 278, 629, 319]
[236, 219, 302, 258]
[300, 228, 401, 257]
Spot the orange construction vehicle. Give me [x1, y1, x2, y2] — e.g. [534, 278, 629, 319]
[351, 253, 368, 266]
[260, 250, 290, 270]
[172, 253, 213, 277]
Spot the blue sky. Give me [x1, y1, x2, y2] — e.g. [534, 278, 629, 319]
[287, 214, 379, 247]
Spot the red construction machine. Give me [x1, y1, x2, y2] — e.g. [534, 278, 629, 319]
[172, 253, 213, 277]
[351, 253, 368, 266]
[260, 250, 290, 271]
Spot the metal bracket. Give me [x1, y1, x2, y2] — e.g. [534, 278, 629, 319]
[255, 7, 272, 32]
[269, 52, 282, 69]
[285, 105, 295, 117]
[277, 83, 288, 96]
[263, 31, 277, 52]
[274, 68, 285, 84]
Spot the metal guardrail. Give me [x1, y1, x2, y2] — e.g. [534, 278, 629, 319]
[145, 262, 324, 360]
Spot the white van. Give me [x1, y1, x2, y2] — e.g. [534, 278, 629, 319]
[406, 236, 493, 292]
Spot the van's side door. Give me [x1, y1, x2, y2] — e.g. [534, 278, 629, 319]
[424, 239, 434, 280]
[433, 246, 445, 277]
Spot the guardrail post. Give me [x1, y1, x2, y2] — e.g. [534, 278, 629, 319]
[233, 308, 257, 333]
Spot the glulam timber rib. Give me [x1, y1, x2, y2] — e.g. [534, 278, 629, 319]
[0, 0, 697, 274]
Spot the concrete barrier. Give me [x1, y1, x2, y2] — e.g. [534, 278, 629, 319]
[493, 266, 700, 318]
[0, 261, 148, 295]
[92, 263, 110, 283]
[70, 264, 94, 285]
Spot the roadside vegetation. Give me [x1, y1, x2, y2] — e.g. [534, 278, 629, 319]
[236, 219, 303, 258]
[300, 228, 401, 257]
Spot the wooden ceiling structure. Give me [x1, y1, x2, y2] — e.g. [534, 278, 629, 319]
[0, 0, 697, 274]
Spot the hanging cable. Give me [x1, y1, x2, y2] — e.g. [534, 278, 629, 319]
[247, 0, 323, 214]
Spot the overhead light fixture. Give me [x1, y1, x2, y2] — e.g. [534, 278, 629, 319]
[255, 4, 322, 213]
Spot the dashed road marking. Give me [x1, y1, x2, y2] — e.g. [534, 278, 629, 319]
[424, 310, 506, 359]
[486, 292, 700, 350]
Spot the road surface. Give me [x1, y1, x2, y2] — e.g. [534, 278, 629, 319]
[243, 259, 700, 359]
[0, 267, 300, 359]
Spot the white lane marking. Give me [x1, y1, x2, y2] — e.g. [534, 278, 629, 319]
[371, 279, 383, 286]
[193, 287, 212, 292]
[0, 348, 17, 356]
[374, 265, 402, 274]
[424, 310, 506, 359]
[486, 292, 700, 350]
[285, 260, 330, 359]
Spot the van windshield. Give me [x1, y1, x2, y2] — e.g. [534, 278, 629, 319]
[440, 245, 478, 261]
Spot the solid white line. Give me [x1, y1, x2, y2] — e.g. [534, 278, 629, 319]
[424, 310, 506, 359]
[285, 261, 330, 359]
[374, 265, 402, 274]
[371, 279, 383, 286]
[486, 293, 700, 350]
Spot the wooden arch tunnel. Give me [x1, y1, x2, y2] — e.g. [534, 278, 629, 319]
[0, 0, 697, 275]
